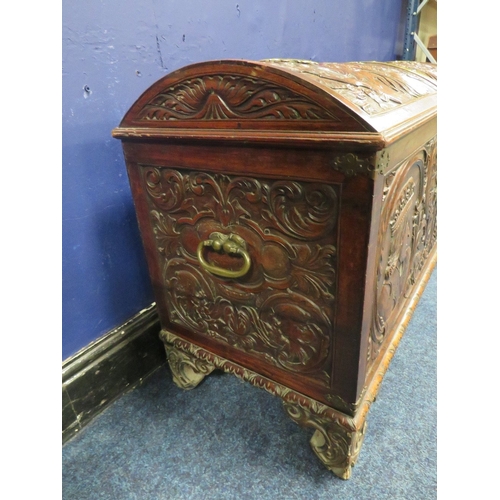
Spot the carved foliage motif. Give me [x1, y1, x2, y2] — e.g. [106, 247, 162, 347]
[138, 74, 340, 121]
[367, 139, 437, 368]
[143, 167, 339, 385]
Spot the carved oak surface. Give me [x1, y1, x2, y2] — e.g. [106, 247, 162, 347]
[141, 167, 339, 386]
[367, 139, 437, 371]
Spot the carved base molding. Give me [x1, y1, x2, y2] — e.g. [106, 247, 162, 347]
[160, 249, 436, 479]
[161, 329, 365, 479]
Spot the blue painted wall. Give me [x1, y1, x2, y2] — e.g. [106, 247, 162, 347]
[62, 0, 406, 360]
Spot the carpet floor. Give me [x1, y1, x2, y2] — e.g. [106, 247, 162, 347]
[62, 269, 437, 500]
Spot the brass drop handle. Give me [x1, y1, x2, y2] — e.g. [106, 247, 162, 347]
[197, 232, 251, 279]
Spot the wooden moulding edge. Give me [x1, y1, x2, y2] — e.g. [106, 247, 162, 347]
[111, 127, 386, 151]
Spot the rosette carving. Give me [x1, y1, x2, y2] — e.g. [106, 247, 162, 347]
[141, 167, 339, 385]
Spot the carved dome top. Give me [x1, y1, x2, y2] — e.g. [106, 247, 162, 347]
[113, 59, 437, 148]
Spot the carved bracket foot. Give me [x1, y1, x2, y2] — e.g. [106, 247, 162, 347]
[164, 342, 215, 390]
[283, 401, 366, 480]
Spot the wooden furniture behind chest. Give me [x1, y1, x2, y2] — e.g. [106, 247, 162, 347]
[113, 59, 437, 479]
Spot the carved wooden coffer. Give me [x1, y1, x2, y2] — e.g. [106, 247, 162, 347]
[112, 59, 437, 479]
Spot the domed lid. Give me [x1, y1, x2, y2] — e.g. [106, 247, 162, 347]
[113, 59, 437, 150]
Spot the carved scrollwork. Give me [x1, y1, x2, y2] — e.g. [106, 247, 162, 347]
[138, 74, 340, 121]
[142, 167, 339, 385]
[144, 168, 186, 212]
[367, 139, 437, 368]
[261, 181, 338, 240]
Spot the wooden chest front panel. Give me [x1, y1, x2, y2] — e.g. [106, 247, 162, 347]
[139, 164, 341, 397]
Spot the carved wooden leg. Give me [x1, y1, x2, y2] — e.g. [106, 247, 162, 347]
[164, 342, 215, 390]
[283, 401, 366, 480]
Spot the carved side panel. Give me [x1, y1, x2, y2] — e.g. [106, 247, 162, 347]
[367, 139, 437, 370]
[141, 167, 340, 387]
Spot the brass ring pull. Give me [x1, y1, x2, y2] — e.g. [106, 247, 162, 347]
[197, 232, 251, 279]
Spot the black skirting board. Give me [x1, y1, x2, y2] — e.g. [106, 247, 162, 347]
[62, 304, 165, 444]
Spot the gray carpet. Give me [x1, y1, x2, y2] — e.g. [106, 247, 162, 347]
[62, 269, 436, 499]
